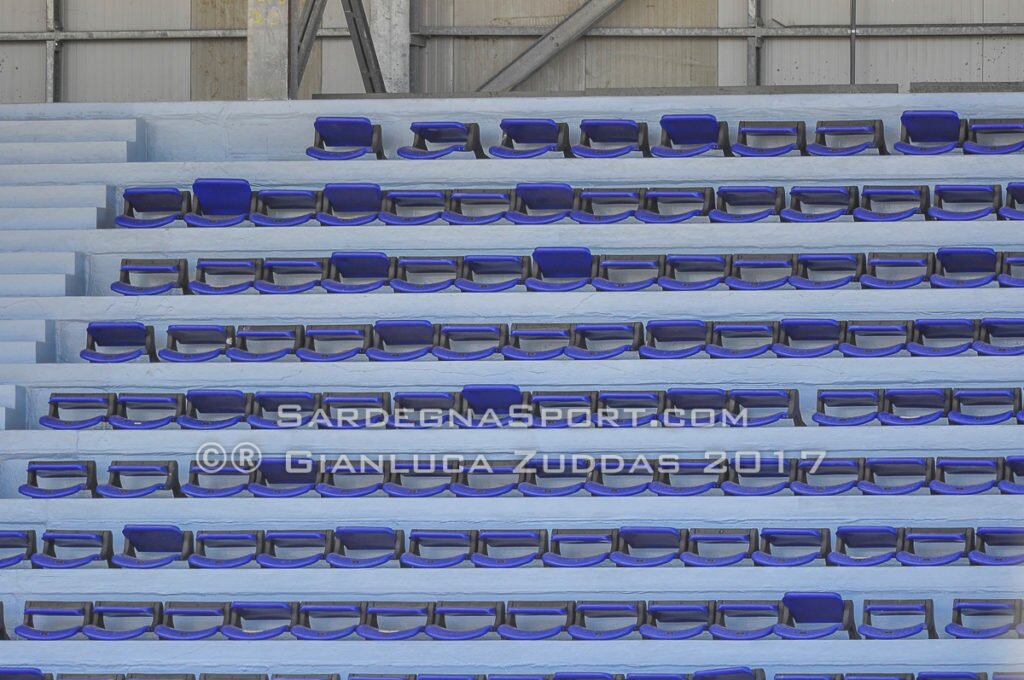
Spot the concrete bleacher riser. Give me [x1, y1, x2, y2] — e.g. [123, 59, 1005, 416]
[0, 94, 1020, 675]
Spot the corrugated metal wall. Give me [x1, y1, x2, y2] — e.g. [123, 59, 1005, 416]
[0, 0, 1023, 103]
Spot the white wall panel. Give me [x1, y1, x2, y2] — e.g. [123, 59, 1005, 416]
[0, 0, 45, 31]
[764, 38, 848, 85]
[856, 37, 983, 90]
[0, 43, 46, 103]
[61, 40, 191, 102]
[61, 0, 191, 29]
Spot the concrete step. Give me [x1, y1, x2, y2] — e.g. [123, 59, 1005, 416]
[0, 207, 99, 229]
[0, 119, 140, 143]
[0, 320, 49, 342]
[0, 140, 131, 164]
[0, 340, 48, 363]
[0, 184, 108, 208]
[0, 384, 19, 430]
[0, 252, 78, 274]
[0, 273, 75, 296]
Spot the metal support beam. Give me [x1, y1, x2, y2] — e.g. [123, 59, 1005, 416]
[746, 0, 762, 87]
[476, 0, 625, 92]
[849, 0, 857, 85]
[368, 0, 411, 93]
[341, 0, 386, 94]
[289, 0, 329, 98]
[44, 0, 61, 103]
[247, 0, 290, 100]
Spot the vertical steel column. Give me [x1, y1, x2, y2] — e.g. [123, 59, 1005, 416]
[247, 0, 290, 100]
[746, 0, 762, 86]
[289, 0, 329, 98]
[44, 0, 61, 102]
[341, 0, 386, 93]
[849, 0, 858, 85]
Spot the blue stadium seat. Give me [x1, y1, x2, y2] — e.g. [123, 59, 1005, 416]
[752, 529, 829, 566]
[965, 117, 1024, 154]
[861, 252, 933, 289]
[791, 458, 863, 496]
[0, 669, 50, 680]
[566, 324, 643, 360]
[584, 458, 656, 496]
[19, 461, 96, 498]
[458, 384, 527, 428]
[999, 183, 1024, 220]
[443, 190, 510, 224]
[731, 121, 806, 157]
[250, 190, 317, 227]
[526, 247, 595, 291]
[895, 110, 966, 154]
[111, 525, 191, 568]
[931, 247, 999, 288]
[710, 600, 784, 640]
[188, 258, 261, 295]
[154, 602, 227, 640]
[318, 392, 390, 430]
[896, 527, 973, 566]
[948, 390, 1020, 426]
[773, 319, 842, 358]
[116, 187, 190, 228]
[0, 530, 35, 568]
[854, 186, 929, 221]
[323, 251, 393, 293]
[31, 530, 111, 569]
[571, 119, 649, 158]
[250, 456, 320, 498]
[1001, 456, 1024, 493]
[593, 255, 662, 291]
[179, 389, 251, 430]
[15, 601, 92, 640]
[908, 319, 977, 357]
[652, 114, 730, 157]
[879, 388, 950, 426]
[451, 460, 526, 497]
[679, 528, 756, 567]
[188, 530, 263, 569]
[969, 527, 1024, 565]
[636, 188, 712, 223]
[96, 460, 180, 497]
[256, 530, 330, 568]
[226, 325, 302, 362]
[497, 601, 573, 640]
[707, 322, 775, 359]
[813, 389, 882, 426]
[568, 602, 643, 640]
[775, 592, 857, 639]
[610, 527, 684, 567]
[397, 122, 485, 159]
[221, 602, 297, 640]
[858, 599, 937, 639]
[400, 530, 475, 568]
[327, 527, 404, 568]
[570, 188, 640, 224]
[298, 324, 372, 361]
[709, 186, 783, 222]
[827, 525, 903, 566]
[380, 190, 446, 225]
[82, 602, 161, 640]
[974, 318, 1024, 356]
[730, 390, 802, 426]
[639, 601, 714, 639]
[859, 458, 932, 495]
[694, 669, 763, 680]
[391, 256, 460, 293]
[432, 324, 506, 360]
[306, 117, 385, 160]
[111, 258, 188, 296]
[470, 530, 546, 567]
[39, 393, 114, 430]
[367, 320, 436, 361]
[946, 599, 1021, 639]
[807, 119, 887, 156]
[592, 391, 660, 427]
[388, 392, 458, 429]
[507, 183, 574, 224]
[659, 255, 730, 290]
[1000, 252, 1024, 287]
[838, 321, 911, 357]
[928, 185, 1000, 220]
[724, 254, 795, 290]
[426, 602, 504, 640]
[780, 187, 857, 222]
[525, 392, 595, 429]
[722, 455, 795, 495]
[81, 322, 155, 363]
[357, 602, 433, 640]
[542, 529, 615, 567]
[455, 256, 529, 292]
[158, 325, 234, 362]
[108, 394, 183, 430]
[247, 391, 316, 429]
[385, 459, 457, 493]
[254, 259, 327, 294]
[490, 118, 571, 159]
[184, 178, 254, 227]
[639, 320, 708, 359]
[651, 459, 726, 495]
[292, 602, 363, 640]
[790, 253, 864, 289]
[317, 183, 382, 225]
[661, 388, 728, 428]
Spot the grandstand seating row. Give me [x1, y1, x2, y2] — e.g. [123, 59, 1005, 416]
[1, 595, 1017, 641]
[304, 112, 1024, 159]
[115, 181, 1024, 228]
[2, 525, 1018, 569]
[14, 456, 1024, 498]
[36, 387, 1024, 430]
[80, 319, 1024, 364]
[112, 248, 1024, 296]
[2, 672, 1017, 680]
